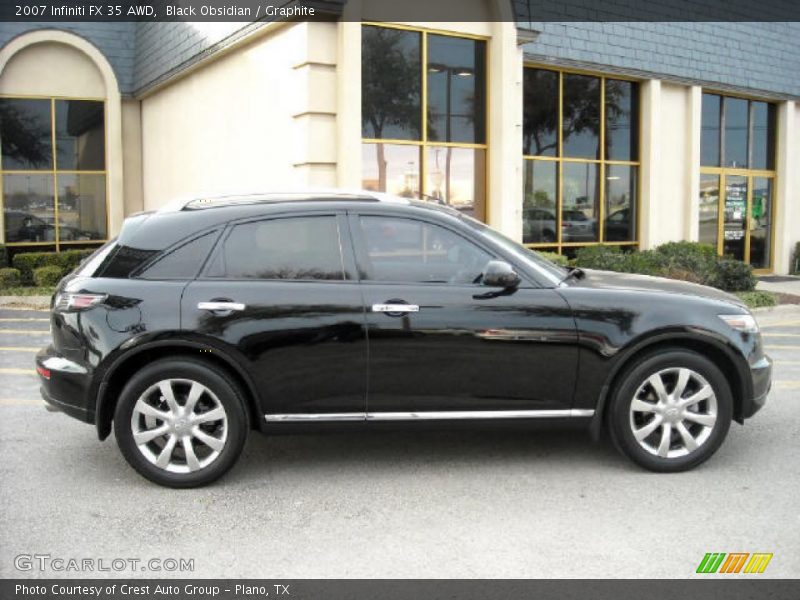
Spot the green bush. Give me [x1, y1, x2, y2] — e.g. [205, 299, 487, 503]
[734, 291, 777, 309]
[12, 249, 92, 285]
[0, 267, 21, 289]
[33, 265, 64, 287]
[535, 250, 569, 267]
[573, 242, 756, 293]
[573, 245, 628, 272]
[793, 241, 800, 275]
[709, 258, 757, 292]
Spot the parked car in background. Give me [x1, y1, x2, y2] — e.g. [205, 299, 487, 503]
[37, 190, 771, 487]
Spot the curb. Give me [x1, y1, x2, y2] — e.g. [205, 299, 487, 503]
[0, 296, 51, 310]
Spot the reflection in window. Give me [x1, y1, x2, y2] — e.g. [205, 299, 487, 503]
[140, 231, 218, 280]
[749, 178, 772, 269]
[1, 97, 108, 248]
[523, 160, 557, 244]
[698, 174, 719, 248]
[57, 174, 107, 240]
[425, 147, 486, 220]
[55, 100, 105, 171]
[361, 26, 421, 140]
[605, 79, 638, 161]
[562, 74, 600, 159]
[751, 102, 776, 171]
[700, 94, 721, 167]
[359, 216, 491, 284]
[214, 217, 345, 281]
[362, 143, 420, 197]
[562, 163, 599, 243]
[604, 165, 637, 242]
[427, 34, 486, 144]
[2, 174, 55, 242]
[361, 25, 487, 221]
[523, 68, 558, 156]
[0, 99, 53, 170]
[724, 97, 749, 168]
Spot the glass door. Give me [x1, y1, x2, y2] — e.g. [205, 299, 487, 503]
[722, 175, 747, 261]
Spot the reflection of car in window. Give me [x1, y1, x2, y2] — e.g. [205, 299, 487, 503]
[3, 209, 96, 242]
[561, 209, 596, 242]
[604, 207, 632, 242]
[522, 207, 556, 243]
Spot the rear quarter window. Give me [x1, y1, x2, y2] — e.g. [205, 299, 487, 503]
[138, 231, 219, 280]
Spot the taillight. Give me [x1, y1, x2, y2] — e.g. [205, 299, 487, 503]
[54, 292, 106, 312]
[36, 365, 51, 379]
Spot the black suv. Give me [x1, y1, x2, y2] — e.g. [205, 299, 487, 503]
[37, 191, 771, 487]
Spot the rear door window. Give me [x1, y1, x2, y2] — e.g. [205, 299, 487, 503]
[206, 216, 347, 281]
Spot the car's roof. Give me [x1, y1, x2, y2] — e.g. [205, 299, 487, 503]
[119, 189, 461, 251]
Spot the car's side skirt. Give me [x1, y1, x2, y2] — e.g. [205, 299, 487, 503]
[265, 409, 595, 423]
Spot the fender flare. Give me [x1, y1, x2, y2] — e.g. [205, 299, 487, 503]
[588, 329, 751, 440]
[94, 336, 261, 440]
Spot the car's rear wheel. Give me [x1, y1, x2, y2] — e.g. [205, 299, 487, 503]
[114, 359, 248, 488]
[607, 350, 733, 472]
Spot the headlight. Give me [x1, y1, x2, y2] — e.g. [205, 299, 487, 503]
[719, 314, 759, 333]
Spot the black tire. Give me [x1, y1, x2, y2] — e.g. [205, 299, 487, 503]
[114, 358, 249, 488]
[607, 349, 733, 472]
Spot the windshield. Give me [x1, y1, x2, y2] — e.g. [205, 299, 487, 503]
[458, 214, 566, 285]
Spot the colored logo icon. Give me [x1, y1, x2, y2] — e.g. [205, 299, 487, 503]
[696, 553, 773, 574]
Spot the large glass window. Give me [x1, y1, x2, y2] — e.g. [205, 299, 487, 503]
[0, 97, 107, 248]
[699, 92, 776, 270]
[523, 67, 640, 254]
[362, 24, 487, 221]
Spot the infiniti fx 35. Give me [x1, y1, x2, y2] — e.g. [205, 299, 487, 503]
[36, 191, 772, 487]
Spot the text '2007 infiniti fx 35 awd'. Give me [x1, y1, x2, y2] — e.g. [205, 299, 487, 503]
[36, 190, 772, 487]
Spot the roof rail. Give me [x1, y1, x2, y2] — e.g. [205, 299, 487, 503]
[156, 188, 412, 213]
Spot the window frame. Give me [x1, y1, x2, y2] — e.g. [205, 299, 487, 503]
[349, 210, 498, 286]
[522, 64, 642, 255]
[199, 211, 356, 283]
[699, 90, 777, 273]
[361, 22, 490, 221]
[0, 93, 109, 250]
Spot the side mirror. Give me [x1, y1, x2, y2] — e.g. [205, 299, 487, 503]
[482, 260, 521, 289]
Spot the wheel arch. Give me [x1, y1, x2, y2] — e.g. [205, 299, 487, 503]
[589, 333, 751, 440]
[94, 340, 262, 440]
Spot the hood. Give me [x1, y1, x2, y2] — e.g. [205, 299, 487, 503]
[567, 268, 746, 308]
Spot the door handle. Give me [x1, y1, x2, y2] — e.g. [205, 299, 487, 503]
[198, 301, 246, 312]
[372, 303, 419, 314]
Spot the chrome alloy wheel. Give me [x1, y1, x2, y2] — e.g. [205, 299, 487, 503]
[629, 367, 718, 459]
[130, 379, 228, 473]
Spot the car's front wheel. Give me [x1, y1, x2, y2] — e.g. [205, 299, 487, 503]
[607, 350, 733, 472]
[114, 359, 248, 487]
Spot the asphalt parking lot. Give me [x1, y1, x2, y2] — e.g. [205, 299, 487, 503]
[0, 306, 798, 579]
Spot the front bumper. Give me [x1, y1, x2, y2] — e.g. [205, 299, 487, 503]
[743, 355, 772, 419]
[36, 346, 94, 425]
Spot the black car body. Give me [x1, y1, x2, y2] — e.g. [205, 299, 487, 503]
[37, 191, 772, 486]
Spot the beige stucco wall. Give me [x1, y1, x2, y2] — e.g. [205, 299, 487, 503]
[140, 21, 340, 210]
[774, 101, 799, 274]
[121, 100, 144, 216]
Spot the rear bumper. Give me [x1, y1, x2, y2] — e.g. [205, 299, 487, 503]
[743, 355, 772, 420]
[36, 346, 94, 425]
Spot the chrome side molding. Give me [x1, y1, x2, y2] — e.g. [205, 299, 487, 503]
[265, 409, 595, 423]
[372, 304, 420, 314]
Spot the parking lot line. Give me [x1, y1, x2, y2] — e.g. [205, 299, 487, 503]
[774, 360, 800, 365]
[765, 345, 800, 351]
[762, 333, 800, 338]
[775, 380, 800, 389]
[0, 399, 42, 406]
[0, 318, 49, 323]
[0, 329, 49, 334]
[0, 346, 41, 353]
[0, 367, 35, 376]
[760, 320, 800, 328]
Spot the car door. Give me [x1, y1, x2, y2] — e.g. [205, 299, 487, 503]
[181, 211, 368, 419]
[350, 211, 579, 417]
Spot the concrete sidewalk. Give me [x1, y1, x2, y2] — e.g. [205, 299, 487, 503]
[757, 275, 800, 296]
